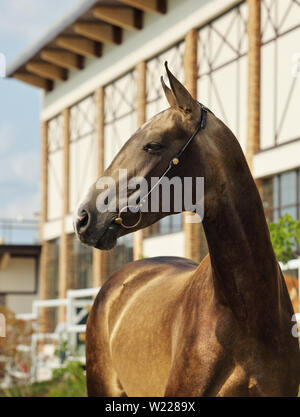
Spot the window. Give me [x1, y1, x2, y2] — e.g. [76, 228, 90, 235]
[106, 234, 133, 278]
[47, 115, 63, 220]
[70, 234, 93, 289]
[145, 42, 185, 237]
[197, 1, 248, 151]
[144, 213, 183, 238]
[262, 169, 300, 222]
[69, 95, 97, 213]
[260, 0, 300, 148]
[104, 70, 137, 168]
[146, 41, 185, 119]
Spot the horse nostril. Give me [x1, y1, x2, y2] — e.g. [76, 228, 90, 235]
[76, 209, 90, 233]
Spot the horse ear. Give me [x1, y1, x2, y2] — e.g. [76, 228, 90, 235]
[164, 61, 198, 114]
[160, 76, 177, 107]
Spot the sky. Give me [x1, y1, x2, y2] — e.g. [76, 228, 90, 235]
[0, 0, 83, 222]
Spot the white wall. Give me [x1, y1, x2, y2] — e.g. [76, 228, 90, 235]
[0, 257, 35, 292]
[69, 95, 97, 212]
[0, 256, 39, 315]
[6, 294, 38, 315]
[143, 232, 184, 258]
[253, 140, 300, 179]
[43, 218, 62, 240]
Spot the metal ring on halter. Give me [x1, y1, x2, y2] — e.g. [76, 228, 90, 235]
[114, 205, 142, 229]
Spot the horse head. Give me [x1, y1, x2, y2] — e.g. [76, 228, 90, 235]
[74, 63, 220, 250]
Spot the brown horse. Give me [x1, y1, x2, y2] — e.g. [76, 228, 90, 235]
[74, 63, 300, 396]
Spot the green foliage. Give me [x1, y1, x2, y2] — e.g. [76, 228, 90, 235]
[54, 337, 69, 364]
[0, 361, 87, 397]
[47, 361, 87, 397]
[269, 213, 300, 264]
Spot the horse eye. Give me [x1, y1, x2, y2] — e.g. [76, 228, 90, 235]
[143, 142, 164, 153]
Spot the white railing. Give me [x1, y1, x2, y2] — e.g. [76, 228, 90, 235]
[15, 286, 100, 383]
[279, 258, 300, 304]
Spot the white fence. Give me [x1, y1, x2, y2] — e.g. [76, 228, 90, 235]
[14, 287, 100, 383]
[279, 258, 300, 296]
[6, 260, 300, 386]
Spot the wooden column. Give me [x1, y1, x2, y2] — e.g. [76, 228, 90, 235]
[246, 0, 261, 193]
[183, 29, 208, 262]
[41, 121, 48, 225]
[58, 108, 72, 322]
[40, 121, 52, 332]
[40, 241, 53, 332]
[133, 61, 146, 260]
[63, 108, 70, 218]
[93, 87, 107, 287]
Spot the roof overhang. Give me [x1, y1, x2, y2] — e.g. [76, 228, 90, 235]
[7, 0, 167, 91]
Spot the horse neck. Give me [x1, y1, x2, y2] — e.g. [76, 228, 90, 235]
[195, 125, 281, 331]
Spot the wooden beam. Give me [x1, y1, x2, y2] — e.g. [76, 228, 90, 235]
[74, 22, 122, 45]
[93, 6, 142, 31]
[26, 62, 67, 81]
[183, 28, 206, 263]
[63, 108, 70, 216]
[93, 87, 108, 287]
[13, 72, 52, 90]
[40, 241, 53, 333]
[41, 49, 83, 71]
[58, 108, 72, 323]
[246, 0, 262, 196]
[56, 36, 101, 57]
[246, 0, 261, 169]
[41, 120, 48, 225]
[133, 61, 146, 261]
[40, 121, 51, 332]
[119, 0, 166, 14]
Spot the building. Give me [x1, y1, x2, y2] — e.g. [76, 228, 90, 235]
[0, 219, 41, 315]
[7, 0, 300, 328]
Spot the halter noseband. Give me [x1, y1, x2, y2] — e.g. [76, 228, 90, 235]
[114, 104, 211, 229]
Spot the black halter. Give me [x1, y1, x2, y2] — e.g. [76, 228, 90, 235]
[114, 104, 211, 229]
